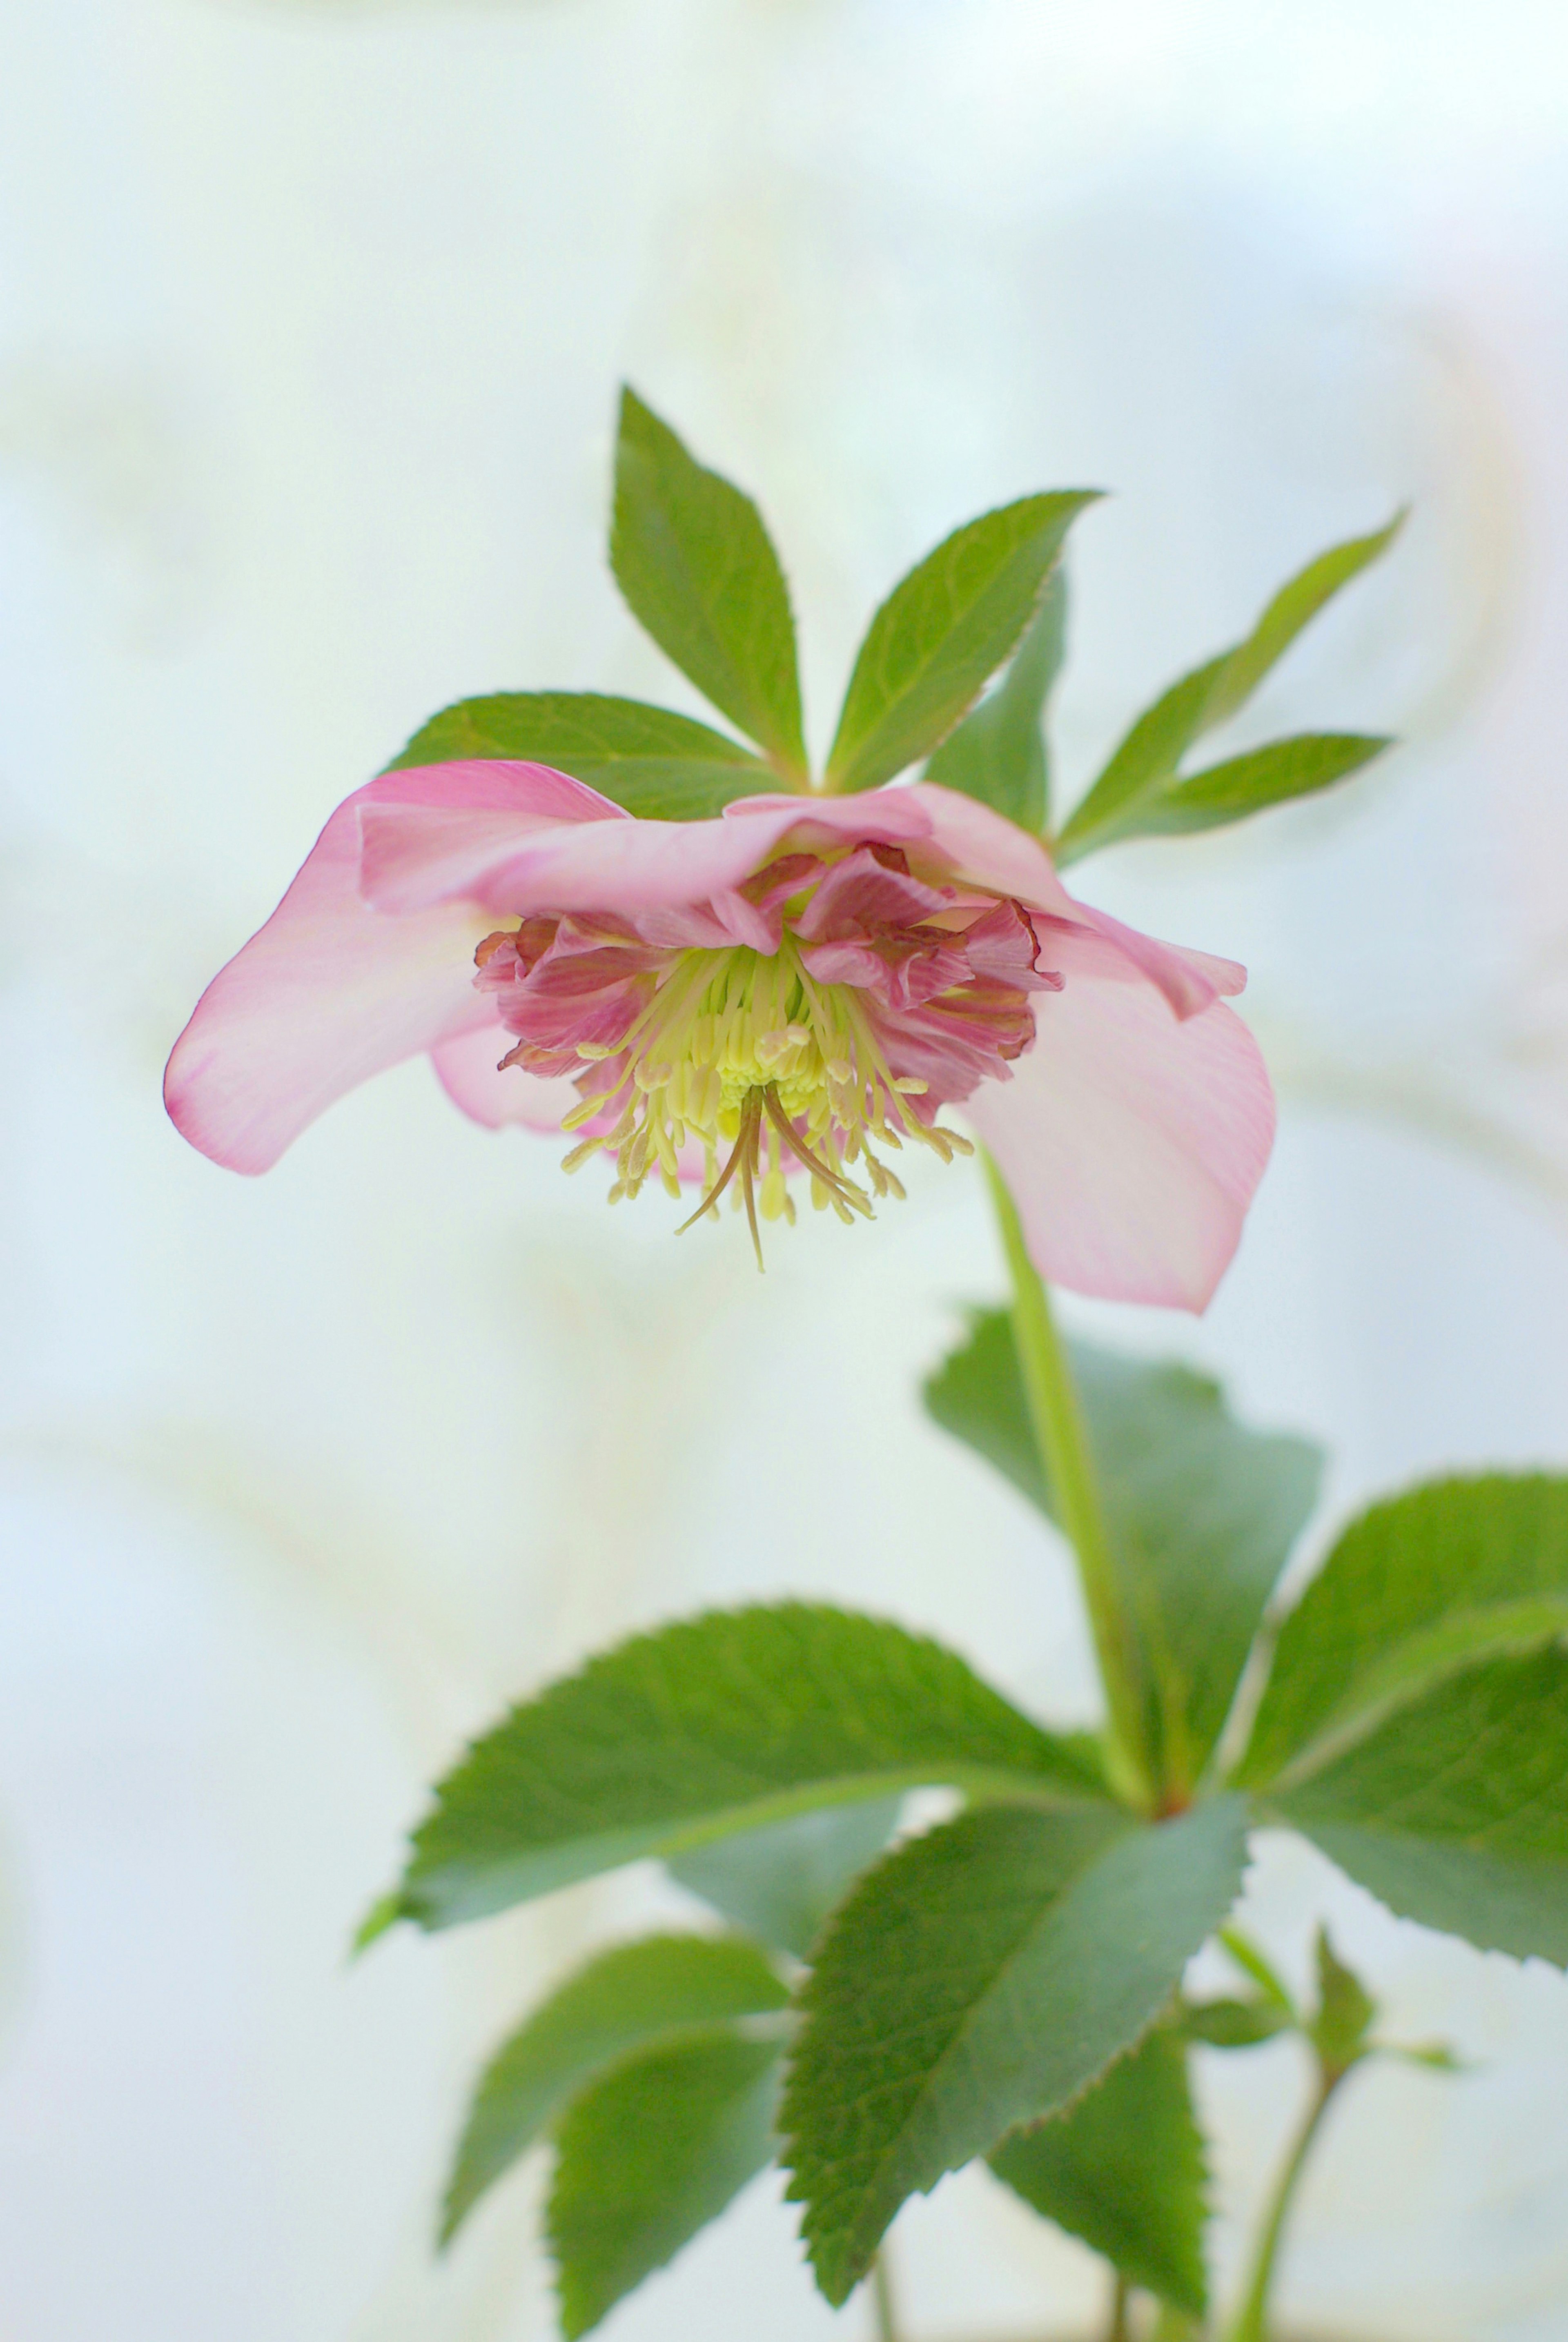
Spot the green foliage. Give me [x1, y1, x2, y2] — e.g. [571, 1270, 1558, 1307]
[780, 1796, 1249, 2303]
[825, 492, 1098, 795]
[441, 1933, 786, 2243]
[1272, 1647, 1568, 1964]
[378, 1605, 1108, 1933]
[923, 568, 1067, 830]
[1054, 513, 1403, 863]
[611, 388, 808, 780]
[668, 1799, 903, 1959]
[548, 2026, 783, 2337]
[924, 1314, 1321, 1799]
[1307, 1928, 1376, 2079]
[990, 2025, 1208, 2314]
[1180, 1996, 1291, 2049]
[1241, 1476, 1568, 1789]
[387, 690, 772, 819]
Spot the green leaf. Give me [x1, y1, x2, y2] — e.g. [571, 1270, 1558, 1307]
[610, 387, 808, 780]
[1055, 512, 1403, 863]
[990, 2026, 1208, 2313]
[1307, 1927, 1375, 2078]
[825, 492, 1099, 795]
[1271, 1646, 1568, 1965]
[1116, 732, 1392, 841]
[386, 688, 773, 819]
[1180, 1996, 1291, 2050]
[548, 2025, 783, 2337]
[384, 1605, 1109, 1933]
[922, 567, 1067, 830]
[924, 1315, 1321, 1797]
[781, 1795, 1249, 2303]
[1241, 1476, 1568, 1790]
[441, 1933, 786, 2244]
[669, 1798, 904, 1959]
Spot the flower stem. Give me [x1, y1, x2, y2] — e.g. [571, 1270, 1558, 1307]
[1225, 2069, 1343, 2342]
[983, 1154, 1154, 1811]
[871, 2250, 900, 2342]
[1106, 2274, 1131, 2342]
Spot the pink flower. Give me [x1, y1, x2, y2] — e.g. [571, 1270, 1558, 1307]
[164, 761, 1274, 1309]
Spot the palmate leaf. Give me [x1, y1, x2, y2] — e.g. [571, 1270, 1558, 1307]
[990, 2025, 1208, 2315]
[826, 492, 1099, 795]
[924, 1314, 1321, 1798]
[386, 688, 773, 820]
[372, 1604, 1109, 1934]
[781, 1796, 1248, 2304]
[611, 387, 808, 781]
[1054, 512, 1403, 864]
[548, 2024, 784, 2338]
[923, 568, 1067, 831]
[441, 1932, 787, 2244]
[668, 1798, 904, 1959]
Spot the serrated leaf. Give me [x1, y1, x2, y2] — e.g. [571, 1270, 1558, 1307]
[1180, 1996, 1291, 2049]
[924, 1315, 1321, 1798]
[668, 1798, 904, 1959]
[386, 688, 772, 819]
[825, 492, 1099, 795]
[611, 388, 807, 779]
[1308, 1927, 1375, 2077]
[781, 1796, 1249, 2304]
[1241, 1476, 1568, 1791]
[922, 568, 1067, 830]
[1271, 1646, 1568, 1964]
[384, 1605, 1108, 1933]
[990, 2026, 1208, 2313]
[1055, 513, 1403, 863]
[442, 1932, 786, 2244]
[548, 2025, 784, 2338]
[1116, 731, 1392, 842]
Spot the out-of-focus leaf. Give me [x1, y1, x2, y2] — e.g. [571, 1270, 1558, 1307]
[441, 1932, 786, 2243]
[386, 688, 771, 819]
[924, 1313, 1321, 1797]
[548, 2025, 784, 2337]
[781, 1797, 1248, 2304]
[1055, 513, 1403, 862]
[1307, 1927, 1376, 2078]
[990, 2026, 1208, 2313]
[668, 1798, 904, 1959]
[611, 387, 808, 780]
[825, 492, 1098, 795]
[373, 1604, 1109, 1935]
[1115, 731, 1392, 840]
[1180, 1996, 1291, 2049]
[1241, 1476, 1568, 1790]
[923, 568, 1067, 830]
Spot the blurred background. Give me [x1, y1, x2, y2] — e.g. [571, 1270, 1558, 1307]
[4, 2, 1568, 2336]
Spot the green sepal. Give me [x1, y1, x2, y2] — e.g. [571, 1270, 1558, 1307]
[825, 491, 1099, 795]
[611, 387, 808, 781]
[441, 1932, 786, 2244]
[376, 1604, 1109, 1935]
[990, 2024, 1208, 2314]
[780, 1795, 1249, 2304]
[1055, 512, 1404, 863]
[386, 688, 774, 819]
[548, 2024, 784, 2337]
[923, 568, 1067, 830]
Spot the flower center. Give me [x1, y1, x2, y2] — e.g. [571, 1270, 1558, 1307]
[559, 933, 969, 1262]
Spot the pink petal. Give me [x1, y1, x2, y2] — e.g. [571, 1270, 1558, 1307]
[967, 983, 1276, 1312]
[164, 785, 499, 1175]
[429, 1023, 581, 1132]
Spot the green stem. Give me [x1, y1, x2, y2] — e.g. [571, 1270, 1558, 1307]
[984, 1154, 1154, 1810]
[871, 2250, 900, 2342]
[1106, 2273, 1131, 2342]
[1225, 2069, 1344, 2342]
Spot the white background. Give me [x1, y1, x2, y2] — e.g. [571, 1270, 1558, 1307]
[4, 2, 1568, 2337]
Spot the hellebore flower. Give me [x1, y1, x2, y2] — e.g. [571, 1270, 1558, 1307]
[164, 761, 1274, 1309]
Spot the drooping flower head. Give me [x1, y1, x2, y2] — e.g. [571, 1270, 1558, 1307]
[165, 761, 1274, 1309]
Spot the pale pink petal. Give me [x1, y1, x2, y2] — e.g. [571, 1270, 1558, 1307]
[966, 982, 1276, 1312]
[357, 761, 629, 913]
[164, 786, 498, 1175]
[429, 1024, 581, 1132]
